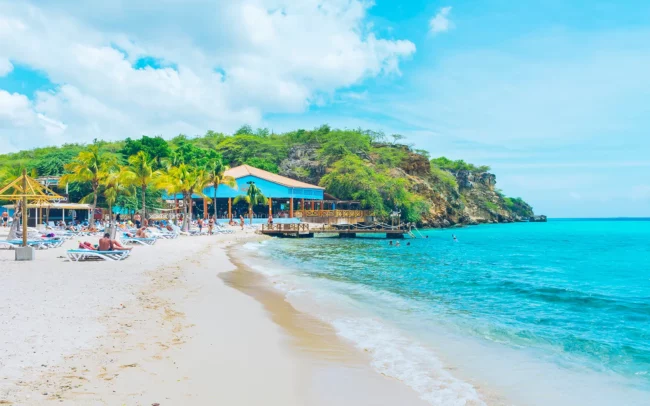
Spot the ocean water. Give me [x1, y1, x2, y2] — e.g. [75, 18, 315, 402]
[239, 219, 650, 405]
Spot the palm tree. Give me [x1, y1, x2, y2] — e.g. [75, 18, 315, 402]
[122, 151, 161, 220]
[103, 169, 130, 235]
[234, 181, 266, 224]
[157, 164, 210, 231]
[60, 146, 118, 227]
[207, 158, 237, 219]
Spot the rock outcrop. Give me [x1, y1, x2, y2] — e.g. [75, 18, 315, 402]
[278, 145, 326, 186]
[278, 145, 536, 228]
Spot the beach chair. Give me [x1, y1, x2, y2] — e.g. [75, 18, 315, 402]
[2, 239, 56, 250]
[121, 236, 157, 245]
[0, 240, 27, 250]
[147, 227, 179, 239]
[67, 249, 130, 261]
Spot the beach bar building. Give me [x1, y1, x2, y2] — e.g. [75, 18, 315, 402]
[166, 165, 373, 224]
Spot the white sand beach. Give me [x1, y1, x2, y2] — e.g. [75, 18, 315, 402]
[0, 228, 429, 405]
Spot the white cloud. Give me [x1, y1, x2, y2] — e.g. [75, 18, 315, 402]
[0, 90, 66, 152]
[0, 0, 416, 150]
[0, 58, 12, 77]
[429, 6, 453, 35]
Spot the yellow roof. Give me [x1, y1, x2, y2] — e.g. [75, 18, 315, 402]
[224, 165, 324, 190]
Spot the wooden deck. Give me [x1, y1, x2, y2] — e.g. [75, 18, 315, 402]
[260, 223, 409, 238]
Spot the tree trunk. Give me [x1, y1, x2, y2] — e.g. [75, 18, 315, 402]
[182, 193, 190, 232]
[174, 197, 178, 225]
[106, 201, 115, 239]
[249, 205, 253, 225]
[187, 192, 193, 226]
[141, 185, 147, 219]
[89, 189, 98, 227]
[7, 202, 22, 241]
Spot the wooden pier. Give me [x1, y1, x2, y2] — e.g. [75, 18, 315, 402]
[260, 223, 410, 239]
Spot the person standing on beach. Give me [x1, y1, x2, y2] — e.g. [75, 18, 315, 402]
[134, 213, 141, 228]
[1, 210, 7, 227]
[239, 215, 245, 230]
[198, 218, 204, 234]
[208, 216, 215, 235]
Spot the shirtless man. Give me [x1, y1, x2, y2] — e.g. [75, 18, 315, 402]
[98, 233, 132, 251]
[1, 210, 8, 227]
[136, 227, 148, 238]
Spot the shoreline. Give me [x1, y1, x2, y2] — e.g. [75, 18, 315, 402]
[0, 231, 429, 405]
[227, 238, 496, 406]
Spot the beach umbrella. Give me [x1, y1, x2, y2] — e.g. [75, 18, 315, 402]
[0, 169, 63, 252]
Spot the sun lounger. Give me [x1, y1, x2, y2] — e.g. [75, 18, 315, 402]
[67, 249, 130, 261]
[121, 237, 157, 245]
[147, 228, 179, 239]
[2, 239, 63, 250]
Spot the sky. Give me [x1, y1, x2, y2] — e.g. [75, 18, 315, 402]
[0, 0, 649, 217]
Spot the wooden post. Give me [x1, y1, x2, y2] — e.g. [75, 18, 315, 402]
[289, 198, 294, 218]
[228, 198, 232, 220]
[268, 198, 272, 217]
[311, 200, 314, 210]
[301, 198, 305, 216]
[22, 170, 27, 247]
[203, 199, 208, 219]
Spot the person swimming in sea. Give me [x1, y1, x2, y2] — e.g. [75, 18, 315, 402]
[452, 234, 458, 242]
[389, 240, 393, 246]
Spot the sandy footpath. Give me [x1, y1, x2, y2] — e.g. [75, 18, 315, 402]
[0, 228, 428, 405]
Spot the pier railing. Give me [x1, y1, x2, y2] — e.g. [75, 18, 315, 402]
[261, 223, 310, 233]
[295, 210, 373, 218]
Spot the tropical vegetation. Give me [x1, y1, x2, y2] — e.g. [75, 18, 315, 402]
[0, 125, 534, 226]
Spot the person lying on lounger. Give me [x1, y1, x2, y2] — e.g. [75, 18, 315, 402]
[135, 227, 149, 238]
[99, 233, 132, 251]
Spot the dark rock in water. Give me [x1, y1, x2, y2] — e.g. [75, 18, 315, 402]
[529, 215, 547, 222]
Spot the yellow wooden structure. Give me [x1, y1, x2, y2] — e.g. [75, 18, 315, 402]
[0, 170, 63, 247]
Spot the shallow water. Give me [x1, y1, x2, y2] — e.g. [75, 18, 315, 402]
[241, 219, 650, 405]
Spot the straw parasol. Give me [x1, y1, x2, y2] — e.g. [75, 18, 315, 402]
[0, 169, 63, 247]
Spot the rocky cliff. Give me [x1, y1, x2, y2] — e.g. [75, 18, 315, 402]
[278, 145, 535, 228]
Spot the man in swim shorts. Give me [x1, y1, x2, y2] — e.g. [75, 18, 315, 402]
[99, 233, 132, 251]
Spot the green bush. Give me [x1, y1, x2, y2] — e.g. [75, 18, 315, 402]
[431, 156, 490, 173]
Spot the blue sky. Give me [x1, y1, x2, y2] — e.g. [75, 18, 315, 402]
[1, 1, 649, 217]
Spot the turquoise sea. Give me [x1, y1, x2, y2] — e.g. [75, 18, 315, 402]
[240, 219, 650, 405]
